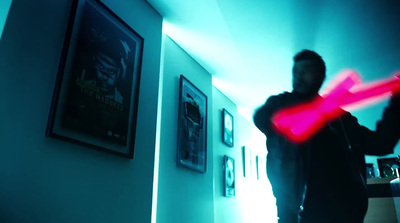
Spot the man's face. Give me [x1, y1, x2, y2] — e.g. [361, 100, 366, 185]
[94, 51, 120, 94]
[292, 60, 324, 95]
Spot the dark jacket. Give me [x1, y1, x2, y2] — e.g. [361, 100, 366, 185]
[253, 92, 400, 223]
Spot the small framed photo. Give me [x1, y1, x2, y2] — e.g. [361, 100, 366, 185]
[242, 146, 252, 177]
[222, 109, 234, 147]
[177, 75, 208, 173]
[46, 0, 144, 158]
[255, 155, 259, 180]
[223, 155, 235, 197]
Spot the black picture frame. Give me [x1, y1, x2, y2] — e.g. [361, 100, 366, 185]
[46, 0, 144, 158]
[255, 155, 259, 180]
[223, 155, 235, 197]
[177, 75, 208, 172]
[242, 146, 251, 177]
[222, 108, 234, 147]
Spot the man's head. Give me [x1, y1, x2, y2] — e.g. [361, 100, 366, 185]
[292, 50, 326, 96]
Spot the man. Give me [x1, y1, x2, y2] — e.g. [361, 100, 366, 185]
[253, 50, 400, 223]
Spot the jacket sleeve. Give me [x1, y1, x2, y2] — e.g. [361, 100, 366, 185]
[347, 98, 400, 156]
[253, 95, 281, 136]
[254, 95, 309, 218]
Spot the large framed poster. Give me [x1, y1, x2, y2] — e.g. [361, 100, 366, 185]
[46, 0, 144, 158]
[177, 75, 208, 172]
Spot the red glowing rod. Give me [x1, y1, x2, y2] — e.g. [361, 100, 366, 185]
[271, 70, 400, 144]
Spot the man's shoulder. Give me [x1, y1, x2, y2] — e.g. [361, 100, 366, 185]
[265, 92, 292, 105]
[341, 111, 359, 125]
[267, 91, 291, 100]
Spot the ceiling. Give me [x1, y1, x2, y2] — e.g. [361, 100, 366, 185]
[146, 0, 400, 120]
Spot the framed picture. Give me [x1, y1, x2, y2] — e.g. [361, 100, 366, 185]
[377, 157, 399, 178]
[222, 108, 234, 147]
[46, 0, 144, 158]
[176, 75, 208, 172]
[223, 155, 235, 197]
[255, 155, 259, 180]
[242, 146, 251, 177]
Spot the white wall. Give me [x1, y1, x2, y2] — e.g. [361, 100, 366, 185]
[0, 0, 162, 222]
[212, 87, 277, 223]
[157, 33, 279, 223]
[156, 34, 215, 223]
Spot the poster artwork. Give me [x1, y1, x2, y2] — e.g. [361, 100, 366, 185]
[177, 76, 207, 172]
[62, 1, 137, 145]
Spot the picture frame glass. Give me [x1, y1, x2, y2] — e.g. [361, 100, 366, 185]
[242, 146, 251, 177]
[177, 75, 208, 172]
[222, 109, 234, 147]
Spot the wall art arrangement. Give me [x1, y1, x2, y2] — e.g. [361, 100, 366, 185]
[377, 157, 399, 178]
[242, 146, 252, 177]
[223, 155, 235, 197]
[222, 108, 234, 147]
[46, 0, 144, 158]
[176, 75, 208, 173]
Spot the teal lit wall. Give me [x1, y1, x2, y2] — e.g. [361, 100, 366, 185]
[156, 33, 278, 223]
[156, 34, 215, 223]
[0, 0, 162, 222]
[0, 0, 12, 40]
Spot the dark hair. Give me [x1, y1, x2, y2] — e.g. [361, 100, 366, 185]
[294, 49, 326, 79]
